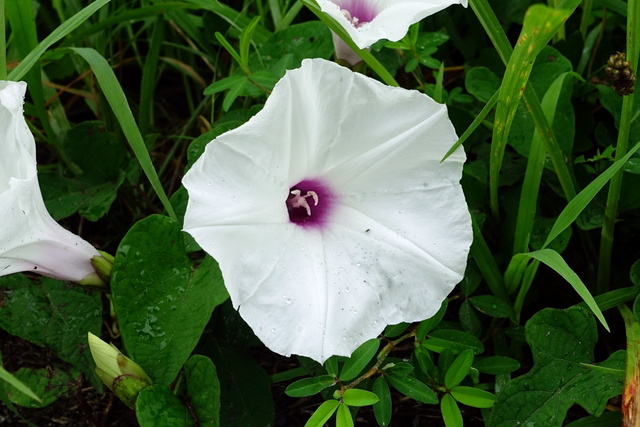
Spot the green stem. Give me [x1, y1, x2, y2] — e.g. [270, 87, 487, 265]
[0, 0, 5, 80]
[597, 0, 640, 294]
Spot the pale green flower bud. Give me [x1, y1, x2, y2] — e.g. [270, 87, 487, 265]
[87, 332, 152, 408]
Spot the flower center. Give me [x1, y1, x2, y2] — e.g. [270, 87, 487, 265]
[335, 0, 377, 28]
[286, 179, 334, 228]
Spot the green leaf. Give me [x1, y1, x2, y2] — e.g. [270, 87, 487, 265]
[0, 366, 41, 404]
[450, 386, 496, 408]
[340, 339, 380, 382]
[0, 276, 102, 387]
[444, 350, 474, 389]
[336, 402, 354, 427]
[564, 411, 622, 427]
[416, 299, 448, 338]
[285, 375, 336, 397]
[474, 357, 521, 375]
[385, 371, 438, 404]
[465, 66, 501, 103]
[422, 330, 485, 355]
[517, 249, 608, 331]
[69, 47, 176, 221]
[324, 356, 339, 377]
[304, 400, 339, 427]
[488, 307, 624, 427]
[5, 368, 72, 408]
[111, 215, 228, 385]
[8, 0, 111, 81]
[468, 295, 513, 318]
[203, 75, 245, 96]
[136, 385, 195, 427]
[341, 389, 379, 407]
[41, 122, 127, 221]
[441, 393, 463, 427]
[184, 355, 220, 426]
[384, 323, 410, 338]
[239, 16, 262, 66]
[489, 4, 572, 215]
[372, 377, 392, 427]
[210, 342, 275, 427]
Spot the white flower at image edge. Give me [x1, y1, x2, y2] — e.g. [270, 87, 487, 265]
[183, 58, 472, 363]
[317, 0, 469, 49]
[0, 81, 101, 283]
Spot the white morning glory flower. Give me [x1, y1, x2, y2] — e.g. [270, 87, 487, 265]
[318, 0, 468, 50]
[183, 58, 471, 362]
[0, 81, 102, 283]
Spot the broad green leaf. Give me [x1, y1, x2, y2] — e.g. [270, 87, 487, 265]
[422, 330, 485, 355]
[324, 356, 339, 377]
[336, 403, 354, 427]
[474, 357, 521, 375]
[0, 276, 102, 388]
[340, 339, 380, 382]
[385, 371, 438, 404]
[136, 385, 194, 427]
[564, 411, 622, 427]
[459, 300, 482, 337]
[488, 307, 624, 427]
[441, 393, 463, 427]
[41, 122, 127, 221]
[285, 375, 336, 397]
[444, 350, 474, 389]
[465, 66, 501, 103]
[341, 389, 379, 407]
[372, 377, 392, 427]
[0, 366, 40, 404]
[384, 322, 410, 338]
[5, 368, 72, 408]
[69, 47, 176, 221]
[184, 355, 220, 427]
[111, 215, 227, 385]
[304, 400, 339, 427]
[416, 299, 448, 338]
[210, 342, 275, 427]
[489, 4, 572, 215]
[468, 295, 512, 318]
[450, 386, 496, 408]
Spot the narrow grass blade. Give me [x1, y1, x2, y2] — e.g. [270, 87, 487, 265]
[441, 89, 498, 162]
[513, 73, 572, 255]
[544, 140, 640, 249]
[470, 215, 510, 301]
[8, 0, 110, 81]
[139, 16, 164, 136]
[489, 4, 572, 217]
[70, 47, 177, 221]
[0, 366, 41, 403]
[523, 249, 608, 331]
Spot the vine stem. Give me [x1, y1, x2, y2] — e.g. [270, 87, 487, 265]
[342, 330, 417, 392]
[597, 0, 640, 294]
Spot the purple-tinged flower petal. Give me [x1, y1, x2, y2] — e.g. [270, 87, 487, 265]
[0, 81, 102, 283]
[182, 59, 471, 362]
[318, 0, 468, 50]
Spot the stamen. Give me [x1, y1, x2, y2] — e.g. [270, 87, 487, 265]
[290, 190, 319, 216]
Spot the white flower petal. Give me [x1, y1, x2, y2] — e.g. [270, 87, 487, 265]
[318, 0, 468, 49]
[0, 81, 100, 282]
[183, 59, 472, 363]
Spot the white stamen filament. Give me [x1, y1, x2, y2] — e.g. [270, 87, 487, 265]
[290, 190, 319, 216]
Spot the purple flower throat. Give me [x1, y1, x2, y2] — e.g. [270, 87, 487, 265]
[286, 179, 334, 229]
[335, 0, 377, 27]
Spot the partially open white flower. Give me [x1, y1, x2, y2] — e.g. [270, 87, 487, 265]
[183, 59, 471, 363]
[318, 0, 468, 52]
[0, 81, 102, 284]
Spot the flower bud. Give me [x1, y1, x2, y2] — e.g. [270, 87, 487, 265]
[87, 332, 152, 408]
